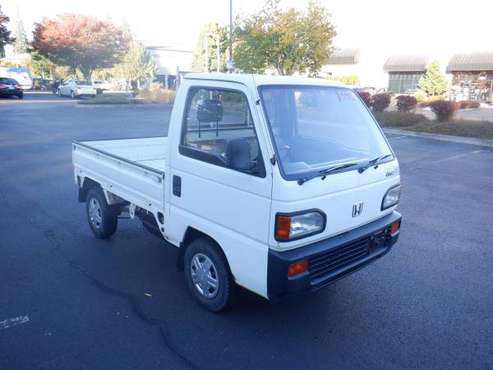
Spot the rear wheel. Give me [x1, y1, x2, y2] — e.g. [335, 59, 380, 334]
[184, 238, 235, 312]
[17, 92, 23, 99]
[85, 188, 118, 239]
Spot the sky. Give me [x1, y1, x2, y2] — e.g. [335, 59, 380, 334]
[3, 0, 492, 52]
[2, 0, 492, 86]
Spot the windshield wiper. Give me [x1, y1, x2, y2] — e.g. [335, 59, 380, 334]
[358, 154, 393, 174]
[297, 162, 358, 185]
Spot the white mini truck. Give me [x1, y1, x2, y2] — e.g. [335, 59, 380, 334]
[72, 73, 402, 311]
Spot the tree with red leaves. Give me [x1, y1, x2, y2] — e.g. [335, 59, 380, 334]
[32, 14, 129, 79]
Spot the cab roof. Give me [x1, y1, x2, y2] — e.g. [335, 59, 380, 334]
[184, 72, 348, 89]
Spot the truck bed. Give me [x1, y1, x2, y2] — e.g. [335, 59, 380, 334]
[80, 137, 168, 172]
[72, 137, 167, 213]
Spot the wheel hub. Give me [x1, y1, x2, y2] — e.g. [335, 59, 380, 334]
[88, 198, 102, 229]
[190, 253, 219, 299]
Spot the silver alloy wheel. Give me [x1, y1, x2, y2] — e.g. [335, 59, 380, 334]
[190, 253, 219, 299]
[88, 197, 103, 229]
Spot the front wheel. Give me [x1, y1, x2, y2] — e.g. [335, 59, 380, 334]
[85, 187, 118, 239]
[17, 93, 23, 99]
[70, 90, 76, 99]
[184, 239, 235, 312]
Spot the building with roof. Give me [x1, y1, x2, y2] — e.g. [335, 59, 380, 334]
[321, 48, 360, 82]
[326, 48, 360, 66]
[145, 45, 194, 88]
[446, 52, 493, 101]
[383, 54, 429, 94]
[320, 48, 386, 88]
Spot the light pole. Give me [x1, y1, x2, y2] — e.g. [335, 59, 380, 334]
[227, 0, 235, 72]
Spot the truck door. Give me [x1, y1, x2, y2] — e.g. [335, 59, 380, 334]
[168, 80, 272, 295]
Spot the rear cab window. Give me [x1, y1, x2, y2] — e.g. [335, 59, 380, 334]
[0, 78, 17, 84]
[180, 87, 265, 177]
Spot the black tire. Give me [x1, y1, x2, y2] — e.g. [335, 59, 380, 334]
[85, 187, 118, 239]
[70, 90, 76, 99]
[17, 93, 23, 99]
[184, 238, 235, 312]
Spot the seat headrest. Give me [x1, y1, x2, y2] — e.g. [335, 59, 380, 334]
[197, 99, 223, 122]
[226, 138, 252, 171]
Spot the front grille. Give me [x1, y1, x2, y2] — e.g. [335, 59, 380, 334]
[308, 237, 372, 281]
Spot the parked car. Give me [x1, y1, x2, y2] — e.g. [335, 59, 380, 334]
[92, 80, 112, 94]
[0, 67, 33, 90]
[72, 73, 402, 312]
[57, 79, 96, 98]
[0, 77, 23, 99]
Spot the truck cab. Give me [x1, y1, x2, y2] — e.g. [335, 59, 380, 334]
[72, 73, 402, 311]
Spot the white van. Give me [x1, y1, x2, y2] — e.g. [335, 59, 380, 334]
[72, 73, 402, 311]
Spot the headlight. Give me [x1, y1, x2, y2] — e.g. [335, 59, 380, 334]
[275, 210, 325, 241]
[382, 184, 401, 210]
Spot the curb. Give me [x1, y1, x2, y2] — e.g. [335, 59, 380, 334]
[75, 102, 172, 108]
[383, 128, 493, 148]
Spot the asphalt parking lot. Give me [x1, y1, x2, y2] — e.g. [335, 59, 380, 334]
[1, 92, 492, 370]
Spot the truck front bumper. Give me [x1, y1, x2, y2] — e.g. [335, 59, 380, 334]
[267, 211, 402, 301]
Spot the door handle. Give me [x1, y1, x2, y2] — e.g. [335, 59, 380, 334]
[173, 175, 181, 197]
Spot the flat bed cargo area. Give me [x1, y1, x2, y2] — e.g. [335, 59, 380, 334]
[78, 137, 168, 173]
[72, 137, 168, 213]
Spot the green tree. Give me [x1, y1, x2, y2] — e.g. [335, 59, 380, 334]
[14, 10, 28, 54]
[32, 14, 130, 80]
[192, 23, 228, 72]
[417, 61, 448, 97]
[0, 6, 14, 58]
[234, 0, 336, 75]
[112, 39, 155, 90]
[29, 52, 53, 78]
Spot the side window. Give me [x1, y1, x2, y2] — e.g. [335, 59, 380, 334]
[180, 87, 265, 177]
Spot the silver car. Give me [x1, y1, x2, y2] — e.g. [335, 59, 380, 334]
[57, 79, 97, 98]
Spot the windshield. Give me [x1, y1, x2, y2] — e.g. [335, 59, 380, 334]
[0, 78, 18, 84]
[259, 85, 392, 179]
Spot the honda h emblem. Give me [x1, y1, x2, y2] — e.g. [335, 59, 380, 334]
[352, 202, 364, 217]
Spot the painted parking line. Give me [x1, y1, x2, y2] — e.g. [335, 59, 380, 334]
[0, 315, 30, 330]
[427, 149, 486, 164]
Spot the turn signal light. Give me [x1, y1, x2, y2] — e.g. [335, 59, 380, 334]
[287, 259, 309, 277]
[389, 220, 401, 236]
[275, 215, 291, 240]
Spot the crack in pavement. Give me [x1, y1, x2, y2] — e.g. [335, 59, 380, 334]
[0, 185, 199, 370]
[47, 228, 199, 370]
